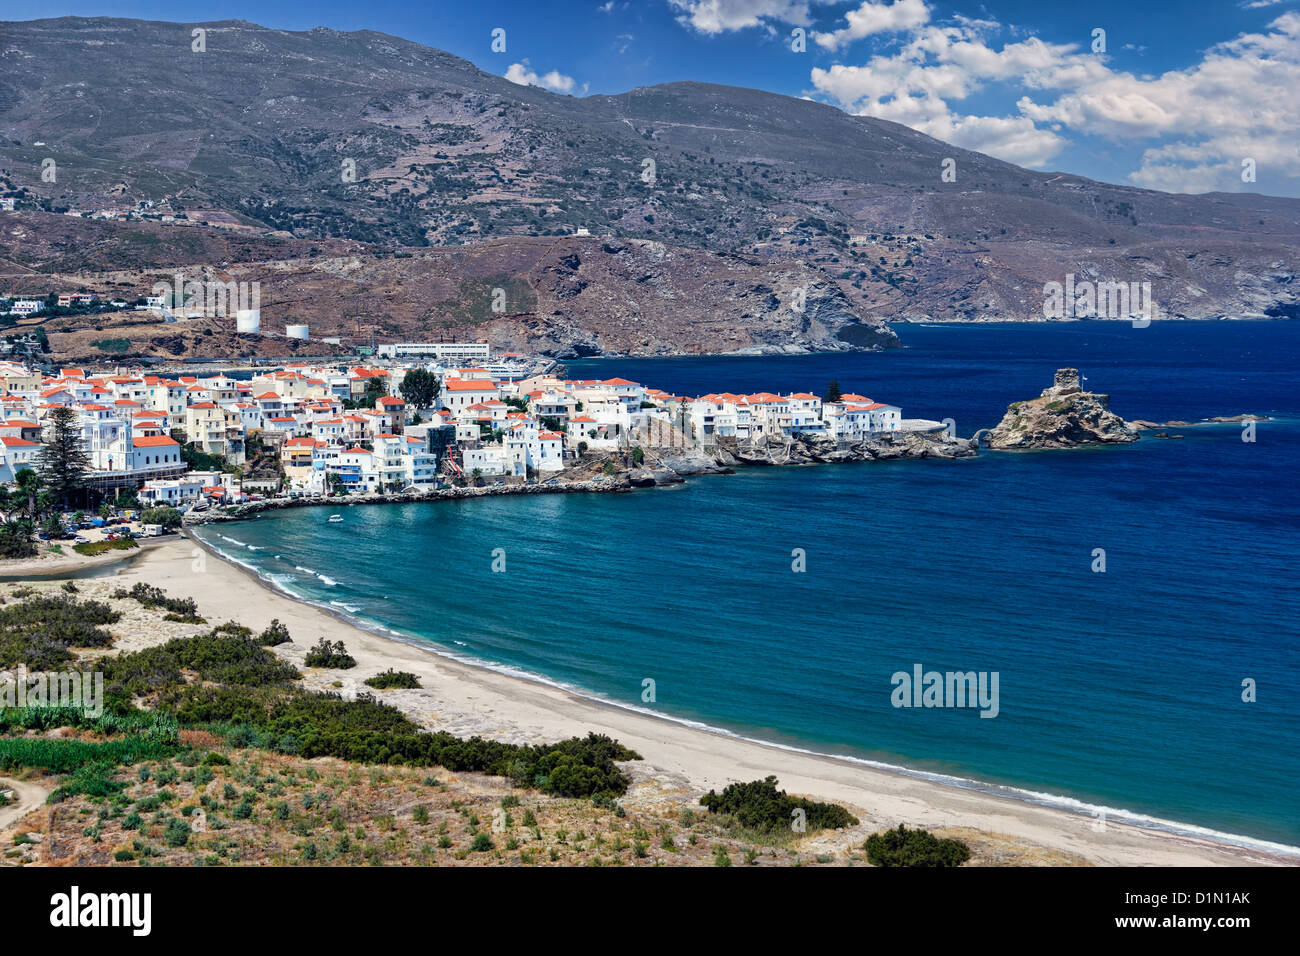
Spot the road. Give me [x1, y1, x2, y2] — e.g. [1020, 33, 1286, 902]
[0, 776, 50, 836]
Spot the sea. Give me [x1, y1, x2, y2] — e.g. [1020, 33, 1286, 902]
[192, 320, 1300, 851]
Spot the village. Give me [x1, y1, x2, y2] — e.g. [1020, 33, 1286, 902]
[0, 342, 955, 521]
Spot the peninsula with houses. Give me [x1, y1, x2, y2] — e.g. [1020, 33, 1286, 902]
[0, 343, 976, 544]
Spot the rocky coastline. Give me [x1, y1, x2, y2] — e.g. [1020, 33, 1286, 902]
[189, 430, 976, 524]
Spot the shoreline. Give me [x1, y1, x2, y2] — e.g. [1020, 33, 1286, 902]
[89, 533, 1299, 866]
[0, 538, 169, 581]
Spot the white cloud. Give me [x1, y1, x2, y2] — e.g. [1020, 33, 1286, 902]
[809, 20, 1098, 166]
[667, 0, 1300, 192]
[1019, 12, 1300, 191]
[812, 0, 930, 51]
[667, 0, 816, 34]
[505, 61, 577, 94]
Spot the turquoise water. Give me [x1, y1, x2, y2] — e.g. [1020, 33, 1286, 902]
[194, 322, 1300, 849]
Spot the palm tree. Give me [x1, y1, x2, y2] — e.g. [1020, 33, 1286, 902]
[15, 468, 40, 519]
[470, 468, 483, 487]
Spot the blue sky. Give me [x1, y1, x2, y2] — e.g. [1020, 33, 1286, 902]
[3, 0, 1298, 196]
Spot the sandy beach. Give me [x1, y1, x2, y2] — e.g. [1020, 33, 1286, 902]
[88, 533, 1296, 867]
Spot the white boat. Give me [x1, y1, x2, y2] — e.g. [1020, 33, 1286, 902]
[327, 514, 344, 523]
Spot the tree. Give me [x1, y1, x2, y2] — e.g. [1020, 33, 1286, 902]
[16, 468, 41, 519]
[864, 824, 970, 867]
[399, 368, 440, 410]
[140, 506, 183, 529]
[823, 380, 843, 403]
[35, 406, 91, 509]
[0, 479, 36, 557]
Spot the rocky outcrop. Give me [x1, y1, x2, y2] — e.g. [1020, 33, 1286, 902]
[986, 368, 1138, 450]
[716, 430, 977, 467]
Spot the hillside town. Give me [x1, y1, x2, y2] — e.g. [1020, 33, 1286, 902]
[0, 349, 934, 519]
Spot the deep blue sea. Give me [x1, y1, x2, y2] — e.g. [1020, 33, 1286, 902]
[195, 322, 1300, 850]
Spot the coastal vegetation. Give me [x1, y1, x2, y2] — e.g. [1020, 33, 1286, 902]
[699, 775, 859, 835]
[257, 619, 292, 647]
[139, 506, 183, 529]
[304, 638, 357, 669]
[7, 584, 643, 802]
[364, 669, 422, 690]
[114, 582, 204, 623]
[0, 592, 121, 668]
[74, 538, 139, 556]
[864, 824, 971, 867]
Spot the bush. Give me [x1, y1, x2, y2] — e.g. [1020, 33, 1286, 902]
[363, 669, 420, 690]
[73, 539, 138, 556]
[0, 593, 123, 668]
[101, 627, 299, 698]
[114, 583, 202, 622]
[699, 776, 858, 834]
[0, 520, 36, 559]
[864, 825, 970, 867]
[163, 817, 191, 847]
[304, 639, 356, 669]
[140, 507, 183, 529]
[258, 619, 291, 646]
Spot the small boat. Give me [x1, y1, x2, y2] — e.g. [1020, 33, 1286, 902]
[327, 514, 344, 523]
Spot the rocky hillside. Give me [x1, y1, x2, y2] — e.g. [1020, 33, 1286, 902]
[1, 17, 1297, 326]
[0, 217, 896, 360]
[986, 369, 1139, 450]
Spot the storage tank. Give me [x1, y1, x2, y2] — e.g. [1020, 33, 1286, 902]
[236, 309, 261, 333]
[285, 324, 309, 340]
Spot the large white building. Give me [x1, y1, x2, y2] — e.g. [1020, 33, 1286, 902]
[376, 342, 491, 362]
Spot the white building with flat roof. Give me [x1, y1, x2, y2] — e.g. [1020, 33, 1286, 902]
[376, 342, 490, 362]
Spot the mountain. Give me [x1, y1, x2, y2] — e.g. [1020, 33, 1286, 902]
[1, 15, 1297, 353]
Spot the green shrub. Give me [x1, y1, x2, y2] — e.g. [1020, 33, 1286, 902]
[163, 817, 190, 847]
[114, 583, 202, 622]
[73, 538, 138, 556]
[699, 776, 858, 834]
[0, 594, 122, 668]
[139, 507, 183, 529]
[101, 627, 299, 698]
[363, 669, 420, 689]
[864, 825, 970, 867]
[303, 639, 356, 669]
[257, 619, 292, 646]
